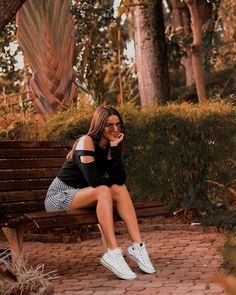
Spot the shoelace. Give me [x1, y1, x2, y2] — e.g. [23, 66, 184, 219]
[133, 246, 152, 264]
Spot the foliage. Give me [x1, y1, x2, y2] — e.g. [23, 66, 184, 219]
[221, 237, 236, 275]
[45, 105, 94, 140]
[199, 210, 236, 232]
[0, 20, 24, 94]
[206, 66, 236, 99]
[71, 0, 137, 105]
[170, 66, 236, 102]
[201, 0, 221, 72]
[71, 0, 115, 103]
[214, 0, 236, 70]
[45, 101, 236, 215]
[1, 0, 235, 108]
[0, 251, 57, 295]
[0, 114, 45, 140]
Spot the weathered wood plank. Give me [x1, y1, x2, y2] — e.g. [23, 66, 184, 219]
[0, 168, 60, 180]
[1, 201, 45, 213]
[0, 158, 65, 169]
[0, 141, 73, 149]
[0, 179, 53, 192]
[0, 190, 46, 202]
[0, 149, 69, 158]
[23, 205, 170, 229]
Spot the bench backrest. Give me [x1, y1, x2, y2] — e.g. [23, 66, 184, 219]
[0, 141, 73, 223]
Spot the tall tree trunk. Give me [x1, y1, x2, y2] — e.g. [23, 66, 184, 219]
[185, 0, 207, 103]
[181, 5, 195, 87]
[169, 0, 194, 87]
[0, 0, 26, 32]
[132, 0, 170, 106]
[201, 0, 221, 72]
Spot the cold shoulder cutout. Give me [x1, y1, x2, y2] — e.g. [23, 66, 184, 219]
[75, 135, 95, 151]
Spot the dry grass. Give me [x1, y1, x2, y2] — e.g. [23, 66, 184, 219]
[0, 250, 59, 295]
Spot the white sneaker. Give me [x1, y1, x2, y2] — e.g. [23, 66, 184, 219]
[126, 242, 156, 274]
[101, 247, 137, 280]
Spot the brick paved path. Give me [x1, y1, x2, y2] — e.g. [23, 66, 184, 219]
[0, 227, 227, 294]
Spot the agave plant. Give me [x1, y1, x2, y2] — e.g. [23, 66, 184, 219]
[16, 0, 78, 118]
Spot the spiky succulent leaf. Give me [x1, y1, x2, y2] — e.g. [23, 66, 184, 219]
[16, 0, 78, 117]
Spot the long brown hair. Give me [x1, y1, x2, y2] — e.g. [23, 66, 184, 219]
[67, 106, 125, 161]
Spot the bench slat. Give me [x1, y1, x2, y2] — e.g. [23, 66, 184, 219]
[0, 179, 53, 192]
[0, 149, 69, 158]
[10, 201, 164, 220]
[23, 206, 170, 229]
[2, 201, 45, 213]
[0, 141, 73, 149]
[0, 168, 60, 180]
[0, 158, 65, 169]
[0, 190, 46, 202]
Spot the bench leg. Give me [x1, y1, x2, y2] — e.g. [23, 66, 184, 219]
[97, 224, 107, 253]
[2, 226, 24, 264]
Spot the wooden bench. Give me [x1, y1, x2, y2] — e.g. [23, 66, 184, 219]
[0, 141, 170, 263]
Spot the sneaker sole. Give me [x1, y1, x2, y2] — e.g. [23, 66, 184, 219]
[126, 252, 156, 274]
[100, 257, 137, 280]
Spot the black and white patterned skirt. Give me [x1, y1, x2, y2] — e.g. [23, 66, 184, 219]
[44, 177, 79, 212]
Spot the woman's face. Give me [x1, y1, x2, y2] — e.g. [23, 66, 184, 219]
[101, 115, 123, 142]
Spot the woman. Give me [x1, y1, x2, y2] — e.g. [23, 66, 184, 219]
[45, 106, 155, 280]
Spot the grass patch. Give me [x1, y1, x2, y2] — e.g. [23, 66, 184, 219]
[0, 250, 59, 295]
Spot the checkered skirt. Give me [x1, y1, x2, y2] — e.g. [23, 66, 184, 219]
[44, 177, 78, 212]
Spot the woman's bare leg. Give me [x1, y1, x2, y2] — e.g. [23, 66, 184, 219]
[110, 184, 142, 243]
[69, 185, 118, 250]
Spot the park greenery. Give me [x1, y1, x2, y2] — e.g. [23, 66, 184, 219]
[0, 1, 235, 221]
[0, 1, 236, 289]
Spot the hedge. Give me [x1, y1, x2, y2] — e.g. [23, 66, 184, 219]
[45, 101, 236, 212]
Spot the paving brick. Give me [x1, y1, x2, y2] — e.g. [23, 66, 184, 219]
[0, 225, 227, 295]
[126, 285, 145, 291]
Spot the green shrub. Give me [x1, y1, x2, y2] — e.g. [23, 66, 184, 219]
[199, 210, 236, 231]
[45, 101, 236, 214]
[0, 120, 38, 140]
[220, 236, 236, 274]
[0, 114, 45, 140]
[45, 105, 94, 140]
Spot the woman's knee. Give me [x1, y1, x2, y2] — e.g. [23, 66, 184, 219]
[95, 185, 112, 201]
[110, 184, 131, 201]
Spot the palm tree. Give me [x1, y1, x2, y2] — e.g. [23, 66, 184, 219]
[17, 0, 78, 118]
[0, 0, 26, 32]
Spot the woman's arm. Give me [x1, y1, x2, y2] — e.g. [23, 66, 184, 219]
[74, 135, 112, 187]
[106, 133, 126, 185]
[106, 146, 126, 185]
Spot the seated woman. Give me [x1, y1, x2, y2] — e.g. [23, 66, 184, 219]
[44, 105, 155, 280]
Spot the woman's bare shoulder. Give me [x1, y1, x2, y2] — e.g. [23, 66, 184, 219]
[75, 135, 95, 151]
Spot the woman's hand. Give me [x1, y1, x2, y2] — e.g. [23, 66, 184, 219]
[110, 133, 124, 147]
